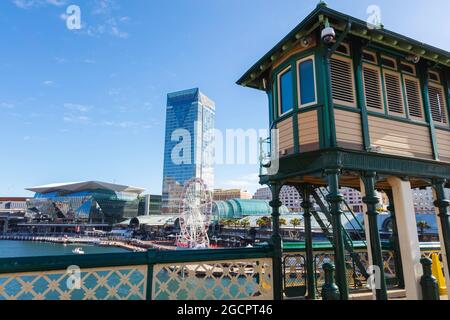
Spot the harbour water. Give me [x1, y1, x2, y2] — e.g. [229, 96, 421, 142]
[0, 240, 130, 258]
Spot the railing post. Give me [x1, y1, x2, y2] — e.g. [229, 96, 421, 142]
[146, 249, 157, 300]
[299, 184, 316, 299]
[325, 168, 348, 300]
[420, 257, 440, 300]
[432, 178, 450, 296]
[269, 183, 283, 300]
[321, 263, 340, 300]
[361, 171, 388, 300]
[386, 190, 405, 288]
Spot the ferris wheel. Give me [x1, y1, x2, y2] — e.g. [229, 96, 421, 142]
[177, 178, 212, 249]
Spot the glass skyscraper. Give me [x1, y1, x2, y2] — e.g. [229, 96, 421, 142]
[161, 88, 215, 214]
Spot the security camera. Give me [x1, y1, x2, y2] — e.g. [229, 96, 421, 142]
[301, 36, 312, 48]
[406, 55, 420, 64]
[321, 26, 336, 44]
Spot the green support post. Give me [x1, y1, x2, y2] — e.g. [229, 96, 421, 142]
[432, 178, 450, 282]
[420, 257, 440, 300]
[325, 168, 348, 300]
[361, 172, 387, 300]
[323, 53, 337, 148]
[321, 263, 340, 300]
[146, 249, 157, 300]
[299, 185, 316, 300]
[351, 39, 371, 151]
[385, 190, 405, 288]
[419, 62, 439, 161]
[269, 183, 283, 300]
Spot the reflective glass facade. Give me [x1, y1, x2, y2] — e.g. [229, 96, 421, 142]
[27, 189, 145, 224]
[162, 88, 215, 214]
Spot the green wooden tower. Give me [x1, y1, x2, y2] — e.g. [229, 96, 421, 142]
[237, 3, 450, 300]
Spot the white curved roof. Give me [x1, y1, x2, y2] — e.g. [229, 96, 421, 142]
[26, 181, 145, 195]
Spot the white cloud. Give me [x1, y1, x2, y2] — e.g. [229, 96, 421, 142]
[63, 115, 90, 123]
[13, 0, 67, 9]
[0, 102, 15, 109]
[42, 80, 55, 86]
[63, 103, 90, 113]
[221, 173, 260, 190]
[82, 0, 129, 39]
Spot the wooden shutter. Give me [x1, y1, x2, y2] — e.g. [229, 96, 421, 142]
[429, 84, 448, 125]
[403, 75, 424, 120]
[362, 64, 384, 111]
[330, 55, 356, 107]
[383, 70, 405, 116]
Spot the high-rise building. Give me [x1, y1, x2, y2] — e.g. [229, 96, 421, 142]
[213, 189, 252, 201]
[161, 88, 215, 214]
[253, 186, 302, 212]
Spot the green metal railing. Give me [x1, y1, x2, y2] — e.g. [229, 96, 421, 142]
[282, 241, 442, 298]
[0, 242, 442, 300]
[0, 247, 274, 300]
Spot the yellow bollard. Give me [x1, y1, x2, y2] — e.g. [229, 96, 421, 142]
[431, 253, 447, 296]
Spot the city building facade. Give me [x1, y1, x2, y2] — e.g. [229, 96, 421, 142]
[161, 88, 215, 214]
[26, 181, 145, 224]
[213, 189, 252, 201]
[140, 194, 162, 215]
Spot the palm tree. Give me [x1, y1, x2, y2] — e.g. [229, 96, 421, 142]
[290, 218, 301, 229]
[256, 217, 269, 229]
[417, 220, 431, 240]
[219, 219, 229, 227]
[279, 218, 287, 227]
[240, 219, 250, 229]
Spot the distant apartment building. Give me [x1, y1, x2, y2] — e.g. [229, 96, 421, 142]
[0, 197, 28, 211]
[253, 186, 387, 213]
[140, 194, 162, 215]
[161, 88, 215, 214]
[253, 186, 302, 212]
[252, 187, 272, 201]
[340, 188, 364, 213]
[213, 189, 252, 201]
[412, 187, 450, 213]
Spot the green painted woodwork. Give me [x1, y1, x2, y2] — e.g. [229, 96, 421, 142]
[269, 183, 284, 300]
[325, 168, 349, 300]
[386, 190, 405, 288]
[260, 148, 450, 186]
[321, 263, 340, 300]
[146, 249, 157, 300]
[418, 62, 440, 160]
[0, 247, 274, 275]
[291, 59, 300, 153]
[445, 70, 450, 124]
[361, 171, 388, 300]
[432, 179, 450, 282]
[237, 4, 450, 90]
[0, 251, 148, 274]
[351, 38, 371, 151]
[420, 257, 440, 300]
[298, 185, 316, 299]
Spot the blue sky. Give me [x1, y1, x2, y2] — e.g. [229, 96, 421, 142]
[1, 0, 449, 197]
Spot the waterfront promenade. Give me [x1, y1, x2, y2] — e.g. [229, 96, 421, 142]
[0, 234, 146, 252]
